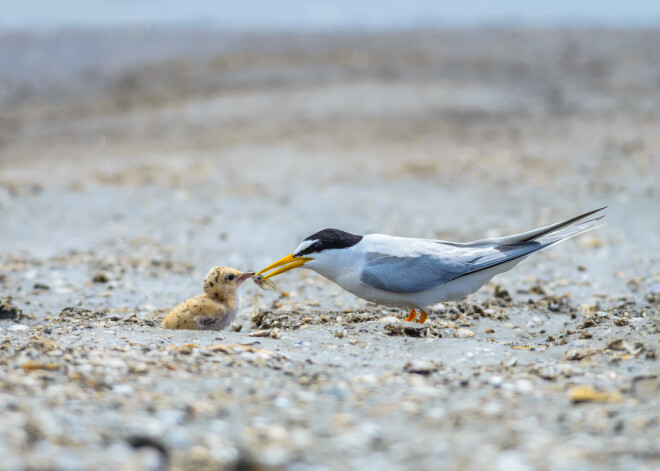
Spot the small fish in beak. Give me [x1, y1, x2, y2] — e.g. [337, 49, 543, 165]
[252, 275, 278, 292]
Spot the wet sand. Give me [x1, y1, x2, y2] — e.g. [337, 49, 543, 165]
[1, 27, 659, 470]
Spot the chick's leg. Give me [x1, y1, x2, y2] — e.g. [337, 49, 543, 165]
[416, 310, 428, 324]
[404, 309, 417, 322]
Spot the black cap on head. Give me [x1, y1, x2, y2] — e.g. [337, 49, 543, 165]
[294, 229, 363, 257]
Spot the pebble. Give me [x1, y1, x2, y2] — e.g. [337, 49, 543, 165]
[514, 379, 534, 394]
[92, 272, 110, 283]
[454, 328, 475, 338]
[432, 303, 447, 313]
[488, 376, 504, 386]
[568, 385, 622, 403]
[113, 384, 134, 396]
[404, 359, 440, 375]
[8, 324, 29, 332]
[249, 330, 273, 337]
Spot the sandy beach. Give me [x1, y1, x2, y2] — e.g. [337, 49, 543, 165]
[1, 27, 659, 470]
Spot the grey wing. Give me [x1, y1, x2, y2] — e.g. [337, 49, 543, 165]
[359, 242, 543, 293]
[360, 250, 480, 293]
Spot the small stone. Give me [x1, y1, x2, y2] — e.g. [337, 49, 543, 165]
[8, 324, 28, 332]
[494, 285, 511, 300]
[404, 359, 439, 375]
[454, 328, 475, 338]
[606, 338, 626, 350]
[113, 384, 134, 396]
[378, 316, 400, 323]
[564, 349, 597, 361]
[0, 298, 22, 320]
[488, 376, 504, 386]
[249, 329, 273, 337]
[92, 272, 110, 283]
[528, 364, 559, 380]
[568, 385, 621, 403]
[432, 303, 446, 313]
[514, 379, 534, 394]
[578, 317, 598, 329]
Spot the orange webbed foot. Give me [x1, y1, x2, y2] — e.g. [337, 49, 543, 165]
[416, 310, 428, 324]
[404, 309, 417, 322]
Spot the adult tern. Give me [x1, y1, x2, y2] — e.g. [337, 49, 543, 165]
[255, 208, 605, 323]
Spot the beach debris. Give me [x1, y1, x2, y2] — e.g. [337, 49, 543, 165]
[384, 323, 427, 338]
[568, 385, 622, 403]
[0, 297, 22, 320]
[564, 349, 599, 361]
[404, 359, 440, 375]
[454, 328, 476, 338]
[92, 272, 110, 283]
[21, 361, 60, 371]
[8, 324, 29, 332]
[249, 327, 282, 339]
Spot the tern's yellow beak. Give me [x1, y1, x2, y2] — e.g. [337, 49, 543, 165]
[256, 254, 313, 280]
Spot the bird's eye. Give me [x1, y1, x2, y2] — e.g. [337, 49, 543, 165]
[227, 274, 235, 281]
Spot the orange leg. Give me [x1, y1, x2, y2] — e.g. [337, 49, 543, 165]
[404, 309, 417, 322]
[416, 310, 429, 324]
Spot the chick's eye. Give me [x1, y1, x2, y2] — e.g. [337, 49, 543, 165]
[227, 275, 235, 281]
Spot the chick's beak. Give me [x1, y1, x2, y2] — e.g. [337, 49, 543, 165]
[237, 272, 255, 282]
[255, 254, 312, 280]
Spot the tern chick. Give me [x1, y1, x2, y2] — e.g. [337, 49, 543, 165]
[255, 208, 606, 324]
[162, 266, 254, 331]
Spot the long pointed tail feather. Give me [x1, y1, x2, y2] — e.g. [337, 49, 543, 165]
[449, 208, 606, 282]
[534, 214, 605, 246]
[464, 207, 607, 246]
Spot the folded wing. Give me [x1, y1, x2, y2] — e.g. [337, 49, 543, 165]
[360, 208, 605, 294]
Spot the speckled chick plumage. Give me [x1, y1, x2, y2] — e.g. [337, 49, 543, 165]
[162, 266, 253, 331]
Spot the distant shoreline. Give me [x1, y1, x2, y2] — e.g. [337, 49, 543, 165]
[2, 20, 660, 36]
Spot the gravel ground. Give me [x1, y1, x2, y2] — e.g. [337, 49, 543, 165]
[1, 27, 659, 470]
